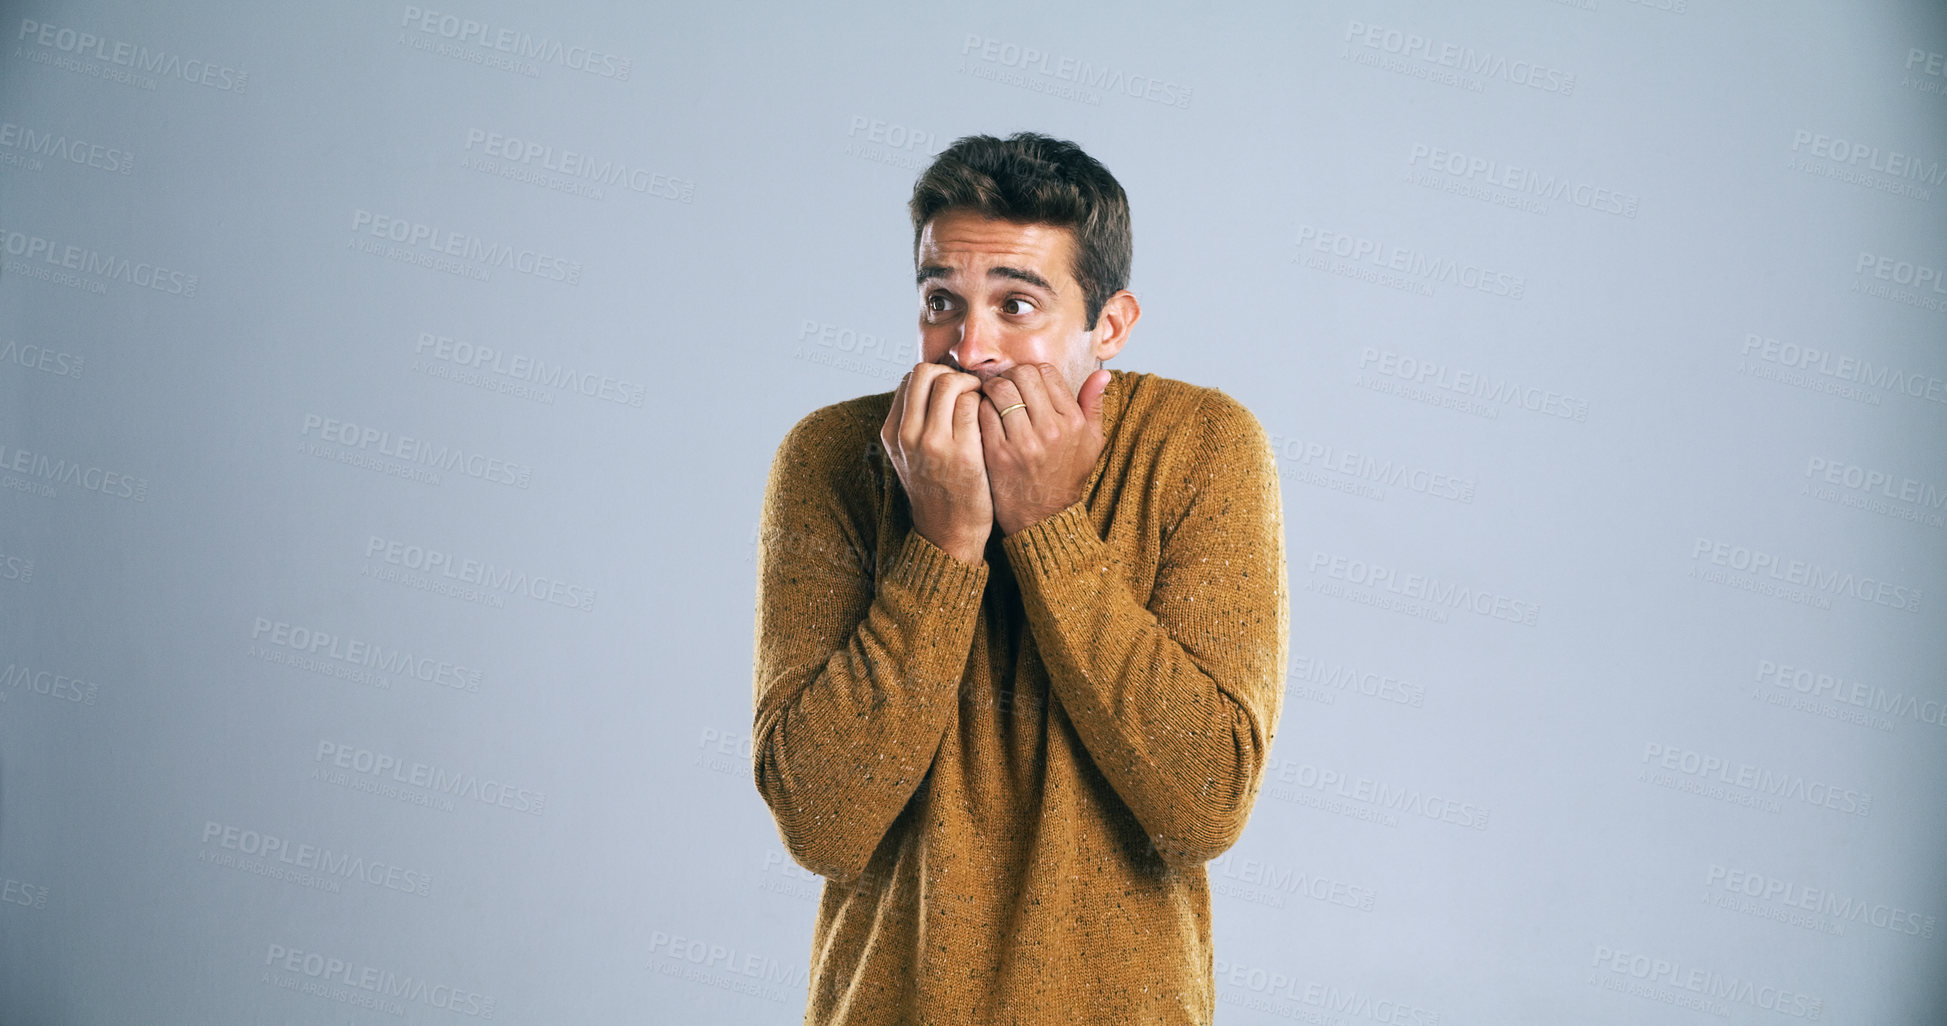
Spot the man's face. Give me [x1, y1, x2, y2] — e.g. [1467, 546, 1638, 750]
[914, 209, 1104, 398]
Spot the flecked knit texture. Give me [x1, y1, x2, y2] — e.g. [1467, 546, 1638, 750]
[751, 368, 1289, 1025]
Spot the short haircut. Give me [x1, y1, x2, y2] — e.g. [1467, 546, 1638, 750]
[908, 132, 1131, 330]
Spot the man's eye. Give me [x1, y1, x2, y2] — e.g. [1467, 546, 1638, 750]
[1003, 297, 1035, 315]
[926, 294, 951, 312]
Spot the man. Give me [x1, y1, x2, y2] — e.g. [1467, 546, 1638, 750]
[751, 131, 1289, 1024]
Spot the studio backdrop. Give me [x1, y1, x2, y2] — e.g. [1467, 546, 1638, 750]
[2, 0, 1944, 1022]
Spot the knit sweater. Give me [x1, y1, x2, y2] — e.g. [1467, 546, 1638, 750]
[751, 367, 1289, 1025]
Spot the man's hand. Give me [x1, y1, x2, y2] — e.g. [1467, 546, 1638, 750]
[881, 364, 993, 565]
[978, 363, 1111, 537]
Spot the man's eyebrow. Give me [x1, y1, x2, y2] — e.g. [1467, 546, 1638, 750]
[990, 265, 1056, 292]
[915, 265, 1057, 293]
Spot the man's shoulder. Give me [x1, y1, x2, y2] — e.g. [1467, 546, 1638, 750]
[1115, 369, 1266, 451]
[766, 391, 894, 495]
[775, 390, 890, 448]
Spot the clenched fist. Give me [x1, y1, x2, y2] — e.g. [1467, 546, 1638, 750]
[977, 362, 1110, 537]
[881, 363, 993, 566]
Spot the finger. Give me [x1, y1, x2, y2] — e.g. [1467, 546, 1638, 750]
[1008, 364, 1059, 429]
[1076, 368, 1110, 430]
[900, 364, 948, 448]
[982, 376, 1027, 438]
[1038, 362, 1082, 416]
[884, 369, 912, 449]
[925, 372, 979, 448]
[977, 394, 1005, 461]
[954, 389, 985, 451]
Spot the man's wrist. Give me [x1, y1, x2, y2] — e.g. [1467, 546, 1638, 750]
[945, 542, 987, 567]
[997, 510, 1051, 538]
[996, 493, 1083, 538]
[912, 524, 988, 567]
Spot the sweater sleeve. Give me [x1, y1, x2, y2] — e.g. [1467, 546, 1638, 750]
[750, 406, 989, 885]
[999, 389, 1289, 869]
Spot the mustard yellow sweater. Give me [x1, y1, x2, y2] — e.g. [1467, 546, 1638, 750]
[751, 367, 1289, 1024]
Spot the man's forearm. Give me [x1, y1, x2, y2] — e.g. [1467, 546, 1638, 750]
[998, 397, 1289, 868]
[752, 529, 987, 884]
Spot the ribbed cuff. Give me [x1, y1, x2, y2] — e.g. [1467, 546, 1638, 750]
[1000, 501, 1107, 581]
[883, 529, 989, 604]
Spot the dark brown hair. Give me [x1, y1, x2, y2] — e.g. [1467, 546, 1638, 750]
[908, 132, 1131, 330]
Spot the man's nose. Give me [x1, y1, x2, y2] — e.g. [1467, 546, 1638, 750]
[950, 311, 1001, 370]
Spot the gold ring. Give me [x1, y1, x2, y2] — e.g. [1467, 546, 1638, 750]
[997, 403, 1027, 418]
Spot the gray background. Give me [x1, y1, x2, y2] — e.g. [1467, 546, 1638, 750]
[3, 0, 1945, 1022]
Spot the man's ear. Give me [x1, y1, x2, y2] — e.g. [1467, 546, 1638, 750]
[1090, 289, 1140, 363]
